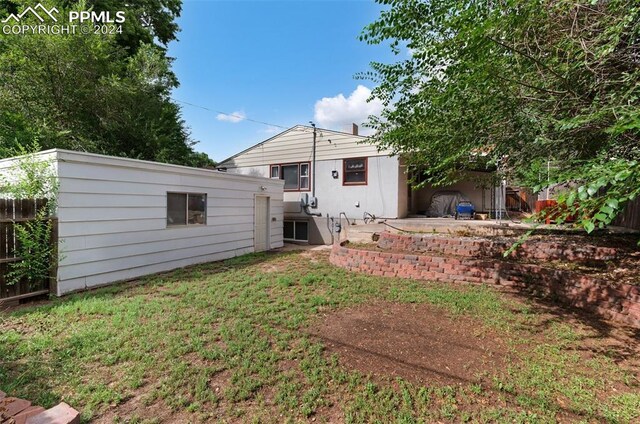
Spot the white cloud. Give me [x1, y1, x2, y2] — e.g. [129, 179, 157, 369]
[260, 125, 281, 135]
[314, 85, 383, 135]
[216, 110, 246, 123]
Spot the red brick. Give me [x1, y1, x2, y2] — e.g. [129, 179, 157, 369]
[441, 263, 455, 271]
[625, 302, 640, 316]
[14, 406, 46, 424]
[464, 277, 482, 284]
[26, 403, 80, 424]
[1, 398, 32, 419]
[332, 237, 640, 328]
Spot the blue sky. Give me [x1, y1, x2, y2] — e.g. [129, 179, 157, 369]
[167, 0, 394, 162]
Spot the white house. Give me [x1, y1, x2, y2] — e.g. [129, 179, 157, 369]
[219, 124, 503, 244]
[219, 125, 408, 244]
[0, 149, 284, 295]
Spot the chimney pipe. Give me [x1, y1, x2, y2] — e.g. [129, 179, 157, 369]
[351, 123, 358, 136]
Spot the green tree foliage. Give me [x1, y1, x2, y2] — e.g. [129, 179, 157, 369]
[361, 0, 639, 231]
[6, 215, 55, 287]
[0, 141, 58, 208]
[0, 142, 58, 286]
[0, 0, 215, 167]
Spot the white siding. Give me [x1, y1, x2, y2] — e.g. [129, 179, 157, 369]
[220, 126, 392, 168]
[44, 150, 283, 295]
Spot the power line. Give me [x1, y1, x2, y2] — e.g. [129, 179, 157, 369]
[172, 98, 289, 130]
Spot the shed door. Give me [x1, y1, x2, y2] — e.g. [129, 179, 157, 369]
[254, 196, 270, 252]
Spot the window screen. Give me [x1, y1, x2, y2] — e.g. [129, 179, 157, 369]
[294, 221, 308, 241]
[283, 220, 295, 240]
[167, 193, 187, 226]
[281, 164, 299, 190]
[300, 163, 309, 190]
[188, 194, 206, 224]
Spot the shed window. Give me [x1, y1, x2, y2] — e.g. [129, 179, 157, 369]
[167, 193, 207, 226]
[270, 165, 279, 178]
[283, 220, 309, 242]
[343, 158, 367, 185]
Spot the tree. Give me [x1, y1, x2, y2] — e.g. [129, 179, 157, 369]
[0, 0, 215, 167]
[361, 0, 639, 231]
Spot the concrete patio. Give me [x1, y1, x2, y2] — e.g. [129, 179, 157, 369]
[341, 216, 638, 243]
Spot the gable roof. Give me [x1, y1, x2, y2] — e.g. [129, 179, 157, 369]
[219, 126, 301, 165]
[219, 125, 387, 167]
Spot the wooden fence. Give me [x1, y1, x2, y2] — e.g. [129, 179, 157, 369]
[0, 198, 57, 303]
[613, 196, 640, 231]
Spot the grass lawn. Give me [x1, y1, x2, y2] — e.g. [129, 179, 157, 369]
[1, 249, 639, 423]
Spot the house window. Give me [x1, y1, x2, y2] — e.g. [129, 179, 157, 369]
[270, 162, 311, 191]
[343, 157, 367, 185]
[283, 220, 309, 242]
[300, 163, 309, 190]
[167, 193, 207, 226]
[281, 164, 299, 190]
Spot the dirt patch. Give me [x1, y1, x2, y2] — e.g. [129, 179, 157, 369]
[209, 369, 232, 395]
[309, 302, 508, 386]
[94, 385, 196, 424]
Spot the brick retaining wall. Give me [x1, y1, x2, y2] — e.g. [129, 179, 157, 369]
[377, 232, 619, 262]
[330, 242, 640, 328]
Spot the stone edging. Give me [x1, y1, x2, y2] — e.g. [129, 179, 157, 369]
[330, 242, 640, 328]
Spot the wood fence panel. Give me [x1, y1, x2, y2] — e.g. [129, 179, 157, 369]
[0, 198, 54, 302]
[614, 197, 640, 231]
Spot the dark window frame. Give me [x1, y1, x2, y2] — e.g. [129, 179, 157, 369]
[270, 162, 311, 192]
[167, 192, 207, 227]
[343, 157, 368, 186]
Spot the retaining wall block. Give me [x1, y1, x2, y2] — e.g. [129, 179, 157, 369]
[332, 240, 640, 328]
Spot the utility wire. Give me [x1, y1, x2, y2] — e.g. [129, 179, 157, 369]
[173, 98, 289, 130]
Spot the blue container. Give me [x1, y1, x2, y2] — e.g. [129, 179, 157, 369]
[455, 201, 475, 219]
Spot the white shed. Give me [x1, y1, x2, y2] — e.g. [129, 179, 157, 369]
[0, 149, 284, 296]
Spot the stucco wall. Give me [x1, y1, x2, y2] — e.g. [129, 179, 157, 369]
[230, 155, 403, 220]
